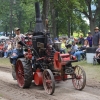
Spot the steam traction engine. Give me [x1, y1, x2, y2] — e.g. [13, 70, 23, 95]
[14, 2, 86, 95]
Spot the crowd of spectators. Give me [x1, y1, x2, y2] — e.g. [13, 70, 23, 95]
[0, 26, 100, 62]
[0, 28, 32, 59]
[53, 27, 100, 61]
[0, 40, 13, 58]
[54, 36, 88, 61]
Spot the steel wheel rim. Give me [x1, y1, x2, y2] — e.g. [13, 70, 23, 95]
[72, 66, 86, 90]
[43, 70, 54, 94]
[16, 60, 24, 87]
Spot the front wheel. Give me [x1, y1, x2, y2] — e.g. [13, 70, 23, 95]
[72, 65, 86, 90]
[43, 69, 55, 95]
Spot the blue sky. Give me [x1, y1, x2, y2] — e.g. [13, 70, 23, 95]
[91, 5, 96, 10]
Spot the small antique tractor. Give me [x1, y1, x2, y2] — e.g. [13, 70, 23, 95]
[12, 2, 86, 95]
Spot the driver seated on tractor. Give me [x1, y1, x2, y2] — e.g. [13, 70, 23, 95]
[10, 46, 23, 65]
[10, 27, 25, 66]
[14, 27, 25, 48]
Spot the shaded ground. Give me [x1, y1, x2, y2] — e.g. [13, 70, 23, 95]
[0, 66, 100, 100]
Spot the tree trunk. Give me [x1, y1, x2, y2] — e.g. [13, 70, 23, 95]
[29, 21, 32, 30]
[9, 0, 13, 38]
[68, 17, 71, 38]
[89, 18, 95, 34]
[18, 11, 22, 30]
[70, 17, 73, 36]
[50, 1, 57, 39]
[5, 25, 8, 36]
[55, 10, 59, 37]
[42, 0, 50, 28]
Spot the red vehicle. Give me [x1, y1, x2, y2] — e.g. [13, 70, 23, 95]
[11, 2, 86, 95]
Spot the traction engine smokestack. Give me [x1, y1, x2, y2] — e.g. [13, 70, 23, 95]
[34, 2, 45, 35]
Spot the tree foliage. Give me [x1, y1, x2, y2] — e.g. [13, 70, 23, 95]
[0, 0, 90, 37]
[76, 0, 100, 34]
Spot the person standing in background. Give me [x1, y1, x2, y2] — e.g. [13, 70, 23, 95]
[92, 27, 100, 48]
[87, 32, 92, 47]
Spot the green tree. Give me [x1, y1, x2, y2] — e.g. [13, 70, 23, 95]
[77, 0, 100, 34]
[0, 0, 89, 38]
[51, 0, 88, 37]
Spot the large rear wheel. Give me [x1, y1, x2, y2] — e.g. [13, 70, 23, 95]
[72, 65, 86, 90]
[43, 69, 55, 95]
[16, 58, 33, 88]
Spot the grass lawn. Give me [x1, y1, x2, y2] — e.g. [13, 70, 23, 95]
[0, 58, 100, 83]
[72, 61, 100, 82]
[0, 58, 11, 68]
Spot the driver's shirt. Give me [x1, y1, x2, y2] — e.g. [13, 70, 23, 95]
[14, 34, 25, 49]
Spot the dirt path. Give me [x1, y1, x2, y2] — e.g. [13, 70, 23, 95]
[0, 67, 100, 100]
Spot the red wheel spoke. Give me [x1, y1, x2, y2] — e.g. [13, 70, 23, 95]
[48, 86, 52, 94]
[46, 80, 52, 83]
[77, 80, 83, 89]
[16, 60, 25, 87]
[18, 71, 24, 76]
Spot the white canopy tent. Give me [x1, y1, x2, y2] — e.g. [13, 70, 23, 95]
[0, 36, 9, 40]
